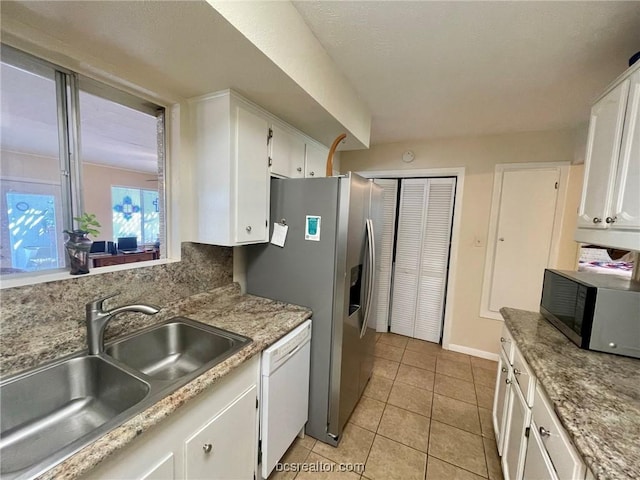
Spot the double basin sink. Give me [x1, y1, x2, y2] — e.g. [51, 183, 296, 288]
[0, 317, 252, 480]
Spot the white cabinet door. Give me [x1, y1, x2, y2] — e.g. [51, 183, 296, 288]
[577, 79, 630, 229]
[140, 453, 175, 480]
[522, 422, 558, 480]
[502, 383, 530, 480]
[236, 106, 269, 243]
[492, 351, 512, 456]
[305, 142, 328, 178]
[185, 385, 257, 480]
[611, 70, 640, 231]
[270, 124, 305, 178]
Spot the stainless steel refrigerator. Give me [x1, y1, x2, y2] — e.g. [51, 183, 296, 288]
[246, 172, 382, 446]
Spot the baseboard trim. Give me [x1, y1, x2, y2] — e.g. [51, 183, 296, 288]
[447, 344, 499, 361]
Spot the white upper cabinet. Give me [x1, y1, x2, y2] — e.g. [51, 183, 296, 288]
[611, 69, 640, 231]
[188, 91, 270, 246]
[576, 63, 640, 250]
[305, 141, 329, 178]
[270, 123, 306, 178]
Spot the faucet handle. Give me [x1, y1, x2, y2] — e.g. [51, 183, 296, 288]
[87, 292, 121, 313]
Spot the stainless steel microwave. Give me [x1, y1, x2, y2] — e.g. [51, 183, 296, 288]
[540, 269, 640, 359]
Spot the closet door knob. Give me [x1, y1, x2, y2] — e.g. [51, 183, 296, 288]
[246, 226, 252, 233]
[605, 216, 616, 224]
[592, 217, 602, 224]
[310, 171, 315, 176]
[297, 167, 302, 172]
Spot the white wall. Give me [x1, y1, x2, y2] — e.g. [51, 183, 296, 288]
[340, 128, 583, 355]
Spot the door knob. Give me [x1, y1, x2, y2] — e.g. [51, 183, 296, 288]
[203, 443, 213, 454]
[498, 238, 505, 242]
[592, 217, 602, 224]
[246, 226, 252, 233]
[605, 216, 617, 224]
[310, 171, 315, 176]
[297, 167, 302, 172]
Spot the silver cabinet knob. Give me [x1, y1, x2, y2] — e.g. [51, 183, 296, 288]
[609, 342, 617, 348]
[505, 378, 512, 384]
[498, 237, 505, 242]
[501, 367, 508, 373]
[310, 171, 315, 176]
[592, 217, 602, 224]
[203, 443, 213, 454]
[500, 337, 506, 343]
[513, 368, 522, 376]
[605, 216, 617, 224]
[246, 226, 252, 233]
[297, 167, 302, 172]
[539, 426, 551, 438]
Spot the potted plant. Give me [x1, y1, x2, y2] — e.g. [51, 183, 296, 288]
[64, 213, 101, 275]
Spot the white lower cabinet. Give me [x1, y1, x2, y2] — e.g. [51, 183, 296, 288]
[492, 350, 512, 456]
[523, 421, 558, 480]
[84, 356, 259, 480]
[493, 330, 587, 480]
[502, 380, 530, 480]
[185, 386, 257, 479]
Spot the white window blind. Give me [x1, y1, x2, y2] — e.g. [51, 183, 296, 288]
[373, 179, 398, 332]
[390, 178, 455, 342]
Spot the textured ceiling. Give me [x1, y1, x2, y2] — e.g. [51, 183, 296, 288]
[293, 1, 640, 145]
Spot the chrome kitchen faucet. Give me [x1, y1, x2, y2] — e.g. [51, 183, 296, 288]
[86, 293, 160, 355]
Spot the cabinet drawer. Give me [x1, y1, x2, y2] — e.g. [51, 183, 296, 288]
[512, 347, 535, 407]
[532, 385, 586, 480]
[500, 324, 515, 363]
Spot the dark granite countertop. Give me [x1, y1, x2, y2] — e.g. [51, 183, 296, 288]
[32, 283, 312, 480]
[501, 307, 640, 480]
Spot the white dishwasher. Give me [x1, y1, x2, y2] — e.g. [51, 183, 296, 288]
[260, 319, 312, 479]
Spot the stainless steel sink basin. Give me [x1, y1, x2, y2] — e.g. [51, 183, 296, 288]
[0, 317, 251, 480]
[105, 318, 251, 381]
[0, 356, 149, 478]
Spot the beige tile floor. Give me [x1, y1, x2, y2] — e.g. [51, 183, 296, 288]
[269, 333, 505, 480]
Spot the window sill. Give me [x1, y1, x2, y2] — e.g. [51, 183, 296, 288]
[0, 258, 180, 290]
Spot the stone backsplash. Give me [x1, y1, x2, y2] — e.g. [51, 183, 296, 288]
[0, 242, 232, 377]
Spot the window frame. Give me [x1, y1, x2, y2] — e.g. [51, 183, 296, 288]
[0, 45, 173, 288]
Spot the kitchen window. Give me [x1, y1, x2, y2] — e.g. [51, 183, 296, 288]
[0, 45, 165, 278]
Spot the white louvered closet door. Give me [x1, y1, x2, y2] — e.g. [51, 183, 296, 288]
[390, 178, 455, 342]
[373, 179, 398, 332]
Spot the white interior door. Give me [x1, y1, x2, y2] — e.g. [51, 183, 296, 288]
[390, 178, 455, 342]
[373, 179, 398, 332]
[488, 168, 560, 313]
[414, 179, 455, 342]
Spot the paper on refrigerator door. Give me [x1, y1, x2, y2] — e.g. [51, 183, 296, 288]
[271, 223, 288, 247]
[305, 215, 321, 241]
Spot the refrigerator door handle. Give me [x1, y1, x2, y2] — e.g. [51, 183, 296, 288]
[360, 219, 375, 338]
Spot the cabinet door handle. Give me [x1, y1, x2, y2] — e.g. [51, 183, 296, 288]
[246, 226, 252, 233]
[605, 216, 617, 224]
[500, 337, 507, 343]
[513, 368, 522, 376]
[592, 217, 602, 224]
[505, 379, 512, 384]
[310, 171, 315, 176]
[501, 367, 508, 373]
[297, 167, 302, 172]
[539, 426, 551, 438]
[203, 443, 213, 454]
